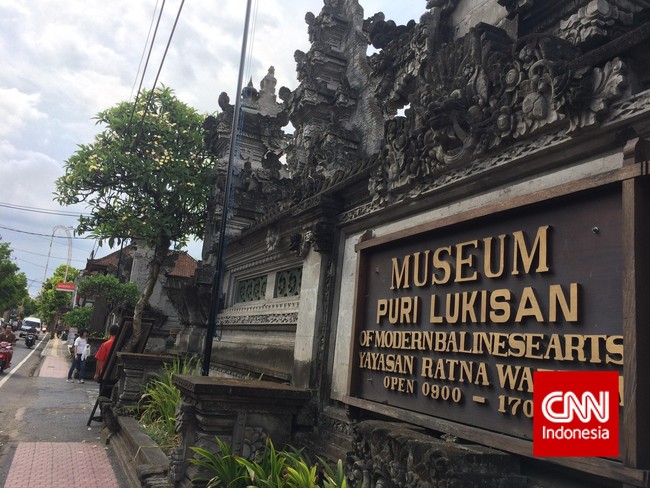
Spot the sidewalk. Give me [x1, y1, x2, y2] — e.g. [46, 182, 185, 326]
[2, 337, 124, 487]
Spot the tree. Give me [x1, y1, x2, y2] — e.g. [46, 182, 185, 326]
[21, 296, 38, 317]
[61, 306, 94, 330]
[0, 242, 29, 315]
[55, 87, 213, 349]
[37, 264, 79, 326]
[76, 274, 140, 332]
[77, 274, 140, 310]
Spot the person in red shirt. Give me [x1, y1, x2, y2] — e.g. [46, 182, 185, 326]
[94, 325, 119, 382]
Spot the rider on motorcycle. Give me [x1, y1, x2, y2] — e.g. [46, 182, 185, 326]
[0, 324, 16, 344]
[0, 324, 16, 365]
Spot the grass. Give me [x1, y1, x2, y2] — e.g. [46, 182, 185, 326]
[138, 355, 198, 456]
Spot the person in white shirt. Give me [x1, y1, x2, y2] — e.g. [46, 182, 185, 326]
[67, 328, 89, 383]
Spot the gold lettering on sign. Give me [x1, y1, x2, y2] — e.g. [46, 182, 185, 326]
[364, 330, 624, 365]
[428, 284, 579, 326]
[496, 364, 534, 393]
[383, 375, 416, 394]
[420, 358, 490, 386]
[390, 226, 552, 289]
[511, 225, 550, 275]
[455, 240, 479, 283]
[376, 297, 420, 325]
[484, 234, 506, 278]
[359, 352, 415, 375]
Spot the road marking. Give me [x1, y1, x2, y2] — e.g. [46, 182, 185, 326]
[0, 338, 45, 389]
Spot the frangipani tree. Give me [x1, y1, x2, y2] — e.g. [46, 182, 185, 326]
[56, 87, 213, 349]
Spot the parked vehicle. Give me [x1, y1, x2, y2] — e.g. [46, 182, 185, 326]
[0, 342, 12, 373]
[25, 333, 36, 348]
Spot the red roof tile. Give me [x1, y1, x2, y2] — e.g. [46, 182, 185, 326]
[167, 251, 197, 278]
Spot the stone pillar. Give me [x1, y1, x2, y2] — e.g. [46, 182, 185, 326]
[115, 352, 177, 409]
[170, 376, 310, 487]
[292, 247, 328, 389]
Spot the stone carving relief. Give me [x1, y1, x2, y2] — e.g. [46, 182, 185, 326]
[558, 0, 634, 47]
[426, 0, 461, 12]
[497, 0, 535, 19]
[170, 402, 197, 483]
[365, 12, 420, 115]
[265, 227, 280, 252]
[368, 22, 630, 206]
[216, 312, 298, 327]
[289, 232, 311, 258]
[347, 421, 526, 488]
[568, 57, 628, 130]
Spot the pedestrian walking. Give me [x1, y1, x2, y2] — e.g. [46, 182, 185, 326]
[67, 328, 89, 383]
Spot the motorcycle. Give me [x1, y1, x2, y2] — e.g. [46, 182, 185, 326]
[0, 342, 12, 373]
[25, 332, 36, 348]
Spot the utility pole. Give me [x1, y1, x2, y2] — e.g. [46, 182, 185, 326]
[201, 0, 254, 376]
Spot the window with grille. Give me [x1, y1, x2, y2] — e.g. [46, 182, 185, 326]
[235, 275, 267, 303]
[274, 267, 302, 298]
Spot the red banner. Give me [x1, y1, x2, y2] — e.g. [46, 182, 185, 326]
[55, 282, 75, 292]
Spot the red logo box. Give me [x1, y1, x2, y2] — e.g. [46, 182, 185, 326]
[533, 371, 619, 457]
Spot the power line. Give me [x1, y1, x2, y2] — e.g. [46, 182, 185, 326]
[10, 246, 86, 263]
[127, 0, 167, 131]
[0, 224, 90, 239]
[150, 0, 185, 95]
[15, 256, 47, 269]
[0, 201, 90, 217]
[132, 0, 185, 139]
[130, 0, 161, 101]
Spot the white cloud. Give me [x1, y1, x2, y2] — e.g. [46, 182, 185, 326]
[0, 88, 46, 138]
[0, 0, 426, 288]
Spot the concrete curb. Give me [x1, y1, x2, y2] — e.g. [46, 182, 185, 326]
[103, 415, 172, 488]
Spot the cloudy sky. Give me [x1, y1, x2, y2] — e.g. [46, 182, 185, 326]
[0, 0, 425, 296]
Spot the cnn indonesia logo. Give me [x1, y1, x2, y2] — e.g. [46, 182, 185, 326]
[533, 371, 619, 457]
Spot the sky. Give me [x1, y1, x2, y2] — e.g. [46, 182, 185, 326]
[0, 0, 426, 296]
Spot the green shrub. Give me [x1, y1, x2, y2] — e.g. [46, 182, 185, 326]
[139, 356, 198, 452]
[190, 437, 247, 488]
[190, 437, 353, 488]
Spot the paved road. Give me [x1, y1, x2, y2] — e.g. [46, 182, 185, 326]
[0, 336, 128, 487]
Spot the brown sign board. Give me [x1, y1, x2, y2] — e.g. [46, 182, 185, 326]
[349, 187, 624, 444]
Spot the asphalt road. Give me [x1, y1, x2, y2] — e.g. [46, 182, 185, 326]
[0, 335, 127, 486]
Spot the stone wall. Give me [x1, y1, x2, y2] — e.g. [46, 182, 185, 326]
[166, 0, 650, 485]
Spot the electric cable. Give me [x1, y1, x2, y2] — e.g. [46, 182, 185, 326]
[130, 0, 161, 102]
[133, 0, 186, 139]
[10, 246, 86, 263]
[0, 201, 90, 217]
[127, 0, 167, 132]
[14, 257, 47, 269]
[0, 225, 90, 239]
